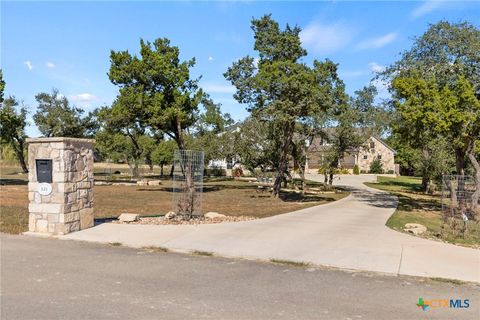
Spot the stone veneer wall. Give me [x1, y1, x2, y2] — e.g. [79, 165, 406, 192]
[27, 137, 94, 235]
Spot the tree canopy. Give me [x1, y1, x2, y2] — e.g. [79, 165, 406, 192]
[386, 20, 480, 185]
[108, 38, 203, 150]
[33, 89, 96, 138]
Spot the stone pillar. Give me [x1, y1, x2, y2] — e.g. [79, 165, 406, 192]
[27, 138, 95, 235]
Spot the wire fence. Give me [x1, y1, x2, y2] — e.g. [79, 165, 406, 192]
[441, 175, 479, 235]
[172, 150, 204, 218]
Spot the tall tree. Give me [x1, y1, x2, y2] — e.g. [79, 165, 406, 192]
[33, 89, 93, 138]
[322, 86, 379, 185]
[109, 38, 205, 216]
[225, 15, 319, 197]
[292, 59, 347, 190]
[391, 74, 480, 179]
[0, 97, 28, 172]
[108, 38, 203, 150]
[382, 21, 480, 175]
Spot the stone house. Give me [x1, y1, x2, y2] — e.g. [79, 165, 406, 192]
[306, 135, 397, 173]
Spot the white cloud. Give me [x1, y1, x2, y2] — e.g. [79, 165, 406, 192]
[45, 61, 55, 68]
[368, 62, 386, 73]
[69, 93, 97, 103]
[411, 0, 444, 18]
[300, 21, 354, 54]
[202, 83, 236, 94]
[208, 56, 214, 62]
[24, 61, 33, 70]
[355, 33, 397, 50]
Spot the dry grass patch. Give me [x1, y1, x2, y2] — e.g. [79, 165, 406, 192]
[0, 163, 348, 234]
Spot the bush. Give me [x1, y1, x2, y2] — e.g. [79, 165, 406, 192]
[387, 169, 394, 174]
[369, 159, 384, 174]
[232, 167, 243, 177]
[353, 165, 360, 175]
[340, 168, 349, 174]
[360, 170, 367, 174]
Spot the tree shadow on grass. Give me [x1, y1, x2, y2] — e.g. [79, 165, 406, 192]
[396, 193, 442, 212]
[0, 179, 28, 186]
[137, 184, 256, 193]
[279, 192, 337, 203]
[377, 179, 423, 192]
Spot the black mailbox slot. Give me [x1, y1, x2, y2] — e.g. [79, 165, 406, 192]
[36, 159, 52, 183]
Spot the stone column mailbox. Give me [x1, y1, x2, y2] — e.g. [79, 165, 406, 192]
[27, 137, 95, 235]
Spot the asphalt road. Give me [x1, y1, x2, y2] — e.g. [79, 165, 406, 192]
[1, 234, 479, 320]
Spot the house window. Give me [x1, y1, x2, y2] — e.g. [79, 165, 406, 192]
[370, 141, 375, 149]
[363, 155, 368, 160]
[378, 155, 382, 160]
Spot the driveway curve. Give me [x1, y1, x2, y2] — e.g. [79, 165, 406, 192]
[61, 174, 480, 283]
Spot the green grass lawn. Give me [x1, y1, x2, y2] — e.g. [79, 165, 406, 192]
[366, 176, 480, 248]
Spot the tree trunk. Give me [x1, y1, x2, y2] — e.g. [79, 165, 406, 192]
[160, 163, 164, 177]
[421, 175, 429, 193]
[145, 155, 154, 172]
[174, 119, 196, 218]
[298, 163, 306, 195]
[129, 162, 140, 179]
[13, 140, 28, 173]
[328, 171, 334, 185]
[467, 148, 480, 220]
[272, 122, 294, 198]
[455, 148, 466, 176]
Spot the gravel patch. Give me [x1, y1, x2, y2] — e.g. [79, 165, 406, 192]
[112, 215, 257, 225]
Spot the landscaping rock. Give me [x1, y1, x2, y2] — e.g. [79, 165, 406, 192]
[404, 223, 427, 235]
[165, 211, 176, 219]
[118, 213, 139, 222]
[112, 215, 256, 225]
[147, 180, 161, 186]
[204, 212, 226, 219]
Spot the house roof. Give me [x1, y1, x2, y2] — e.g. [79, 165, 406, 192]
[308, 131, 397, 155]
[371, 135, 397, 154]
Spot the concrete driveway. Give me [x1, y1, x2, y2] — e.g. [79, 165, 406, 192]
[61, 174, 480, 283]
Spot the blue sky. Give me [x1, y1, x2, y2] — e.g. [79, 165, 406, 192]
[2, 1, 479, 136]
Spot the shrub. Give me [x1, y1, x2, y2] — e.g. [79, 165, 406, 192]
[340, 168, 349, 174]
[232, 167, 243, 177]
[387, 169, 394, 174]
[360, 170, 367, 174]
[353, 165, 360, 175]
[369, 159, 384, 174]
